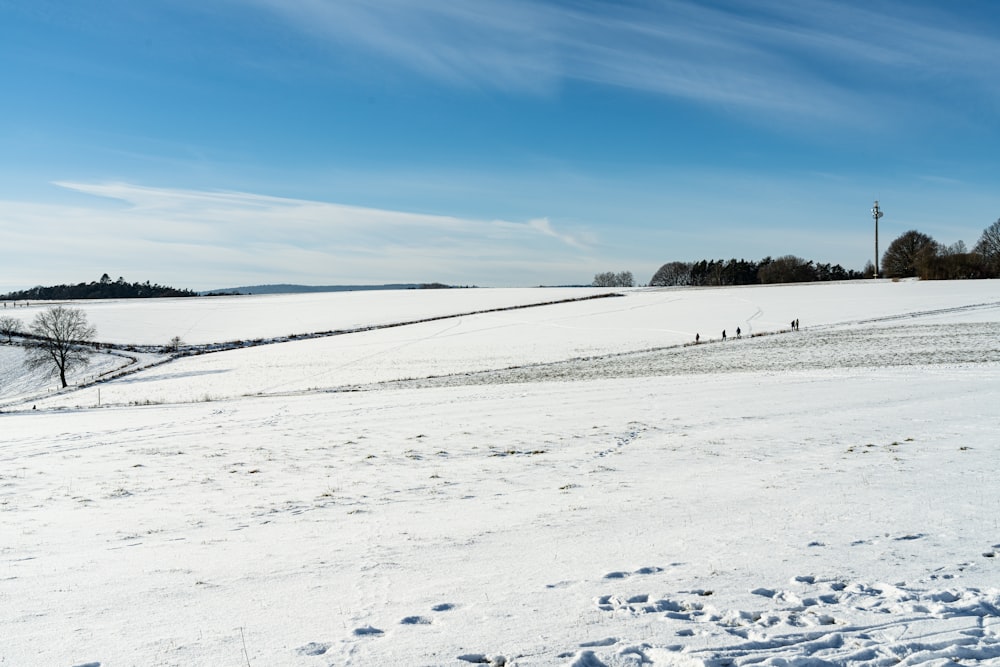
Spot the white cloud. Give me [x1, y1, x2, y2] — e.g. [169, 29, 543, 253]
[0, 182, 596, 291]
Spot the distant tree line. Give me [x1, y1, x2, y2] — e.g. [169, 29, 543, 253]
[649, 256, 865, 287]
[881, 219, 1000, 279]
[1, 274, 198, 300]
[649, 218, 1000, 286]
[593, 271, 635, 287]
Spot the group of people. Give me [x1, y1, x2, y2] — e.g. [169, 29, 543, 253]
[718, 327, 742, 341]
[695, 326, 741, 343]
[695, 319, 799, 344]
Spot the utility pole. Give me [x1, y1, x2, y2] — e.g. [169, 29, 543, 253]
[872, 200, 883, 279]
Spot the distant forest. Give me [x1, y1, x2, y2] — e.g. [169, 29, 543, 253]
[2, 274, 198, 300]
[649, 256, 866, 287]
[650, 220, 1000, 286]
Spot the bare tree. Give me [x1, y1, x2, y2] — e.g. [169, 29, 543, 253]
[593, 271, 615, 287]
[24, 306, 97, 388]
[593, 271, 634, 287]
[974, 218, 1000, 275]
[945, 240, 968, 255]
[882, 230, 936, 278]
[0, 315, 22, 343]
[650, 261, 693, 287]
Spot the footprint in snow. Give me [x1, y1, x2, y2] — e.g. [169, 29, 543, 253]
[603, 566, 662, 579]
[610, 578, 1000, 664]
[400, 615, 432, 625]
[566, 650, 609, 667]
[353, 625, 383, 637]
[432, 602, 455, 612]
[457, 653, 507, 665]
[296, 642, 330, 656]
[579, 637, 617, 647]
[594, 594, 698, 617]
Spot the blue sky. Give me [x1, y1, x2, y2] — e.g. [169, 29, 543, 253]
[2, 0, 999, 290]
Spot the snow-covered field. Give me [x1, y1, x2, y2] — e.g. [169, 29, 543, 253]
[2, 280, 999, 666]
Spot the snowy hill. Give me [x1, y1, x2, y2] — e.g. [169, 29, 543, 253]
[2, 280, 999, 666]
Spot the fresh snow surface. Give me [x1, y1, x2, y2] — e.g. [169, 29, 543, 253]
[0, 288, 616, 346]
[2, 280, 999, 666]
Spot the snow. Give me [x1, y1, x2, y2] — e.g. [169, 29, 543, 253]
[1, 288, 618, 346]
[2, 280, 999, 666]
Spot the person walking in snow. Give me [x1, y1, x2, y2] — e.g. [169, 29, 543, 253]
[722, 329, 726, 341]
[695, 333, 700, 344]
[736, 326, 741, 339]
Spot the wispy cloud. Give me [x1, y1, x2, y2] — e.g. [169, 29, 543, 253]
[53, 180, 588, 243]
[242, 0, 562, 92]
[0, 182, 595, 289]
[525, 217, 590, 250]
[241, 0, 1000, 119]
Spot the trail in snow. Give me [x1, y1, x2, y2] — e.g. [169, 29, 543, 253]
[370, 319, 1000, 392]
